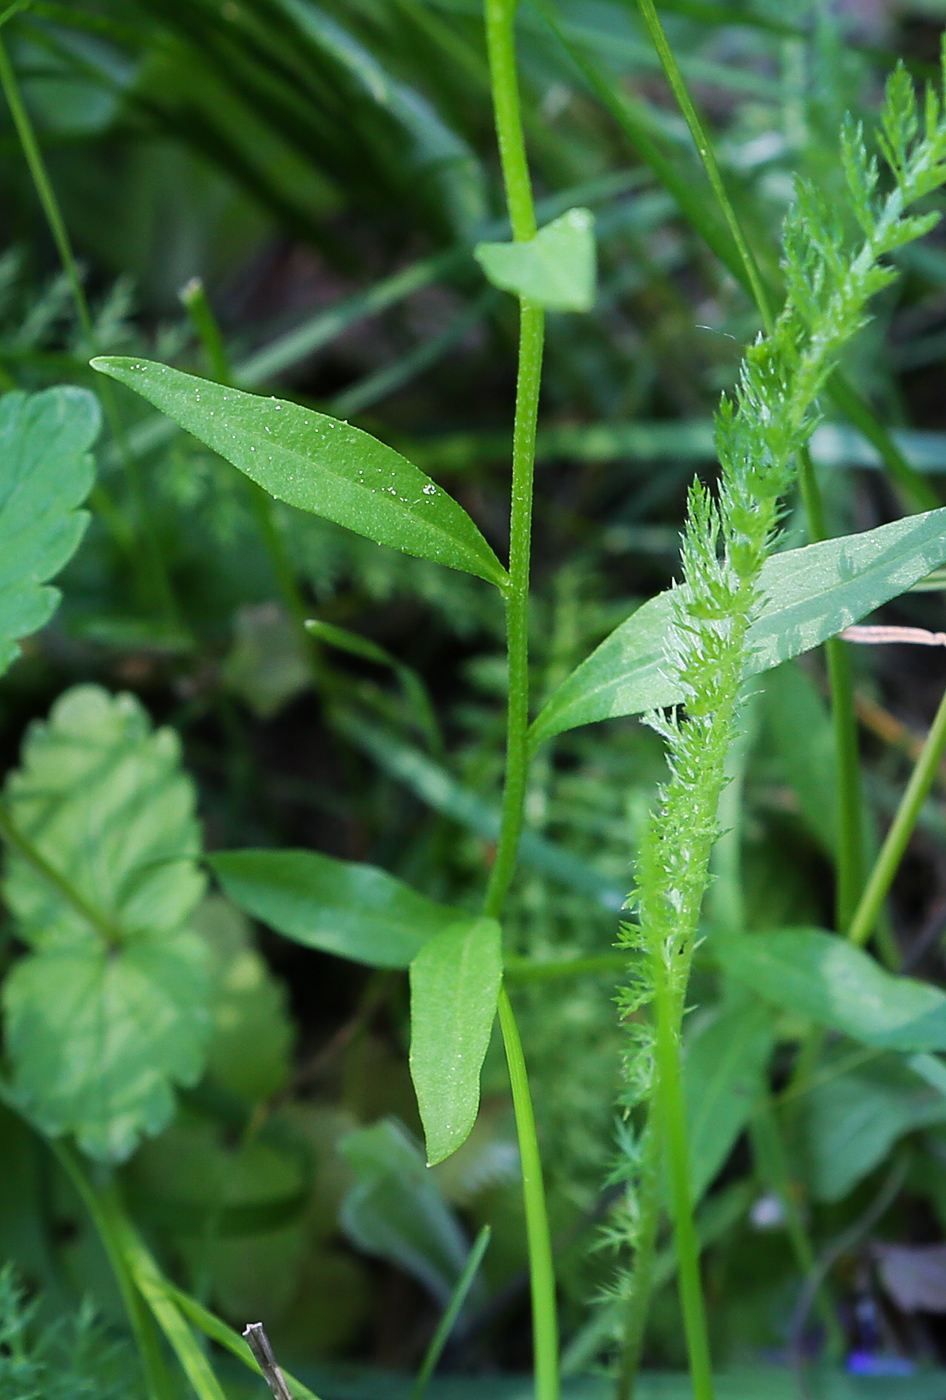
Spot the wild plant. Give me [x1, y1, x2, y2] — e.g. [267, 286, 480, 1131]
[6, 5, 946, 1400]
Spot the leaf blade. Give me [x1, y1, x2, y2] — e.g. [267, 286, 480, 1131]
[409, 917, 503, 1164]
[91, 358, 508, 588]
[0, 385, 98, 676]
[533, 505, 946, 743]
[475, 207, 596, 310]
[209, 848, 470, 969]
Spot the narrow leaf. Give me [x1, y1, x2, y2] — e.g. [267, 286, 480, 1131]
[90, 358, 508, 589]
[0, 385, 98, 676]
[409, 918, 503, 1165]
[714, 928, 946, 1052]
[475, 208, 596, 310]
[209, 848, 472, 968]
[533, 504, 946, 744]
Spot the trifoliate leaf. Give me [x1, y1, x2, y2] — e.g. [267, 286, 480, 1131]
[1, 685, 210, 1161]
[0, 386, 99, 677]
[474, 208, 596, 311]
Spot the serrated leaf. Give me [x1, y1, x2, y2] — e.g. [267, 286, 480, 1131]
[475, 208, 596, 311]
[532, 504, 946, 744]
[409, 918, 502, 1165]
[714, 928, 946, 1052]
[90, 358, 508, 588]
[1, 685, 210, 1161]
[209, 848, 470, 968]
[0, 385, 99, 676]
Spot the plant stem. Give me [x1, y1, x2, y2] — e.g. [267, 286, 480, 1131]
[848, 679, 946, 947]
[797, 449, 864, 930]
[616, 1116, 662, 1400]
[0, 33, 179, 628]
[498, 987, 559, 1400]
[652, 978, 714, 1400]
[480, 10, 558, 1400]
[50, 1142, 173, 1400]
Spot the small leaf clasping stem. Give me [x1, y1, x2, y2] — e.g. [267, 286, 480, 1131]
[481, 6, 559, 1400]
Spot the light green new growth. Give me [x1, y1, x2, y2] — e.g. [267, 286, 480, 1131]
[617, 53, 946, 1400]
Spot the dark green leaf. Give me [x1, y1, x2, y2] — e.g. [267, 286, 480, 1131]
[714, 928, 946, 1052]
[209, 848, 470, 969]
[1, 685, 210, 1161]
[533, 505, 946, 744]
[0, 385, 98, 677]
[475, 208, 596, 310]
[409, 918, 502, 1165]
[90, 359, 508, 588]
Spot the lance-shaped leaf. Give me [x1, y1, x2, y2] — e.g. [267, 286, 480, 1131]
[209, 848, 470, 969]
[714, 928, 946, 1052]
[475, 207, 596, 311]
[0, 385, 99, 677]
[90, 358, 508, 588]
[1, 685, 210, 1162]
[409, 917, 503, 1165]
[532, 504, 946, 744]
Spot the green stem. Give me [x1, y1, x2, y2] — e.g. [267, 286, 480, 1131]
[630, 0, 773, 334]
[0, 33, 179, 628]
[0, 796, 122, 946]
[483, 301, 544, 917]
[498, 987, 559, 1400]
[848, 679, 946, 947]
[798, 448, 864, 931]
[409, 1226, 491, 1400]
[616, 1116, 662, 1400]
[480, 12, 557, 1399]
[50, 1142, 173, 1400]
[652, 979, 714, 1400]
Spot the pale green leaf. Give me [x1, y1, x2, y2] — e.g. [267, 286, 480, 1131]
[1, 685, 210, 1161]
[90, 358, 508, 588]
[209, 848, 469, 968]
[338, 1119, 480, 1306]
[684, 998, 774, 1204]
[714, 928, 946, 1052]
[409, 918, 502, 1165]
[0, 385, 98, 676]
[475, 208, 596, 311]
[533, 504, 946, 744]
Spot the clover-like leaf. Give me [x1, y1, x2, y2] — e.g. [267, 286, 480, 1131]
[0, 385, 99, 677]
[1, 685, 210, 1161]
[475, 207, 596, 311]
[90, 358, 508, 589]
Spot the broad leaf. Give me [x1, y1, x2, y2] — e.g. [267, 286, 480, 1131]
[338, 1119, 480, 1306]
[532, 505, 946, 744]
[409, 918, 502, 1165]
[714, 928, 946, 1052]
[684, 998, 774, 1204]
[1, 685, 210, 1161]
[475, 208, 596, 311]
[90, 358, 508, 588]
[209, 848, 471, 969]
[0, 385, 98, 676]
[806, 1055, 946, 1202]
